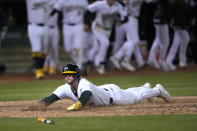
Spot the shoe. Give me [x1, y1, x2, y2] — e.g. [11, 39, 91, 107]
[159, 60, 169, 72]
[110, 56, 121, 69]
[143, 83, 153, 102]
[137, 61, 146, 69]
[147, 59, 160, 69]
[166, 62, 176, 71]
[36, 69, 45, 80]
[179, 61, 187, 68]
[49, 67, 56, 75]
[43, 66, 48, 73]
[154, 84, 170, 103]
[96, 64, 105, 74]
[143, 82, 151, 88]
[120, 61, 135, 71]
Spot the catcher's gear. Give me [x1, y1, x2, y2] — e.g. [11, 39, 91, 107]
[61, 64, 81, 78]
[67, 101, 82, 111]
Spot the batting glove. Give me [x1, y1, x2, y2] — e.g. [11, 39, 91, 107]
[67, 101, 82, 111]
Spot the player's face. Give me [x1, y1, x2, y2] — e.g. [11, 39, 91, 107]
[64, 74, 75, 85]
[107, 0, 115, 6]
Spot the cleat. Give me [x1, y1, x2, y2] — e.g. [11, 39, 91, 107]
[147, 59, 160, 69]
[143, 82, 151, 88]
[137, 61, 146, 69]
[49, 67, 56, 75]
[120, 61, 135, 71]
[36, 69, 45, 80]
[159, 60, 169, 72]
[110, 56, 121, 69]
[166, 62, 176, 71]
[179, 61, 187, 68]
[96, 64, 105, 74]
[154, 84, 170, 103]
[43, 66, 48, 73]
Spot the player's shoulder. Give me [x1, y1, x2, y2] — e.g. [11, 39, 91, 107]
[58, 83, 70, 88]
[79, 78, 91, 84]
[80, 78, 95, 87]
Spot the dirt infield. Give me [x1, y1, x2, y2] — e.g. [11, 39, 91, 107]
[0, 96, 197, 118]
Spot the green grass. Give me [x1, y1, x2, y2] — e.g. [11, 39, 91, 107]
[0, 71, 197, 130]
[0, 72, 197, 101]
[0, 115, 197, 131]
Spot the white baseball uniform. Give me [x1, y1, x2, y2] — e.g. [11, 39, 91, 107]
[147, 0, 172, 71]
[87, 0, 127, 67]
[53, 78, 160, 106]
[166, 29, 190, 68]
[54, 0, 88, 69]
[83, 31, 97, 62]
[148, 24, 170, 70]
[112, 0, 150, 69]
[44, 0, 60, 70]
[26, 0, 50, 54]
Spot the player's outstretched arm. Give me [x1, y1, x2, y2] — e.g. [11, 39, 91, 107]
[40, 93, 60, 106]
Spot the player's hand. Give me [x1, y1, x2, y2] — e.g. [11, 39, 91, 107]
[22, 101, 46, 111]
[67, 101, 82, 111]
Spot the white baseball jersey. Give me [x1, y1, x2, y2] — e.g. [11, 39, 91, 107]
[127, 0, 145, 17]
[53, 78, 160, 106]
[47, 0, 59, 27]
[54, 0, 88, 24]
[88, 0, 127, 29]
[26, 0, 49, 24]
[26, 0, 50, 53]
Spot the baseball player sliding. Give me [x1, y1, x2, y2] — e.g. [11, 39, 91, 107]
[32, 64, 170, 111]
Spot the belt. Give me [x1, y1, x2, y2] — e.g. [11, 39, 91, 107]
[29, 23, 44, 26]
[110, 98, 113, 105]
[134, 16, 139, 19]
[49, 25, 55, 28]
[67, 23, 76, 26]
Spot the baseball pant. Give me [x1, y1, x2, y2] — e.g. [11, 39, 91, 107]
[92, 22, 111, 67]
[28, 24, 49, 54]
[44, 26, 59, 68]
[166, 28, 190, 65]
[148, 24, 170, 63]
[113, 17, 144, 63]
[63, 23, 85, 69]
[100, 84, 160, 105]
